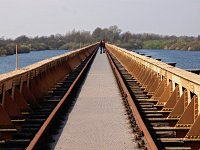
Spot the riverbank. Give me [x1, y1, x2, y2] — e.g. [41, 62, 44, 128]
[142, 40, 200, 51]
[1, 26, 200, 55]
[0, 47, 30, 56]
[0, 49, 68, 57]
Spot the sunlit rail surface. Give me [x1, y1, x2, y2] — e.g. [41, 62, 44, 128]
[0, 43, 200, 150]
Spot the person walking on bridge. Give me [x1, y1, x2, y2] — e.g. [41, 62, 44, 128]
[102, 39, 106, 53]
[99, 40, 103, 54]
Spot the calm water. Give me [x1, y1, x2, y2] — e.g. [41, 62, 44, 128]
[134, 49, 200, 70]
[1, 49, 200, 75]
[0, 50, 69, 74]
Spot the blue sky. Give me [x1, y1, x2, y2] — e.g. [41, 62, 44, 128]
[0, 0, 199, 38]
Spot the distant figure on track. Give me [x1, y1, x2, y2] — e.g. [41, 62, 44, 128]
[99, 40, 103, 54]
[102, 39, 106, 53]
[99, 40, 106, 54]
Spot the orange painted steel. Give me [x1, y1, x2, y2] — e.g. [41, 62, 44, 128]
[26, 46, 98, 150]
[168, 90, 188, 118]
[163, 85, 180, 111]
[0, 43, 98, 140]
[152, 79, 167, 102]
[14, 88, 30, 112]
[176, 95, 198, 127]
[185, 96, 200, 138]
[158, 81, 173, 104]
[106, 50, 158, 150]
[106, 43, 200, 144]
[4, 91, 22, 119]
[21, 82, 38, 106]
[0, 106, 14, 128]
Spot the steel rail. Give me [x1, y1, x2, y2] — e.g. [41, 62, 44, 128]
[26, 48, 98, 150]
[106, 51, 158, 150]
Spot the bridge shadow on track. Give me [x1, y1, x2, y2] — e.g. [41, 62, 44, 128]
[48, 83, 86, 150]
[41, 53, 95, 150]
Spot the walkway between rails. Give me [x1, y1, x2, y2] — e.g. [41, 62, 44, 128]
[52, 51, 137, 150]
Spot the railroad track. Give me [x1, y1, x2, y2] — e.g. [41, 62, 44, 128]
[107, 51, 194, 150]
[0, 43, 199, 150]
[0, 49, 97, 150]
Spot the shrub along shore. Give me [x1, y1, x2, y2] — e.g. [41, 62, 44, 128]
[1, 26, 200, 56]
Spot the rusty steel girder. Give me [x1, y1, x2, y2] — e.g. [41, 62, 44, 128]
[26, 45, 98, 150]
[106, 50, 158, 150]
[0, 43, 98, 141]
[106, 43, 200, 148]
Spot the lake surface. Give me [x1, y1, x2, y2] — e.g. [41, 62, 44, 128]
[134, 49, 200, 70]
[0, 49, 200, 75]
[0, 50, 69, 74]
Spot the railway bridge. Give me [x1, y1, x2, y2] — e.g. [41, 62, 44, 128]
[0, 43, 200, 150]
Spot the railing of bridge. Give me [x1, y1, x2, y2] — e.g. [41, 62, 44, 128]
[106, 43, 200, 140]
[0, 43, 98, 140]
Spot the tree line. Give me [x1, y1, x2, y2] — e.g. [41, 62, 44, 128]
[0, 25, 200, 56]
